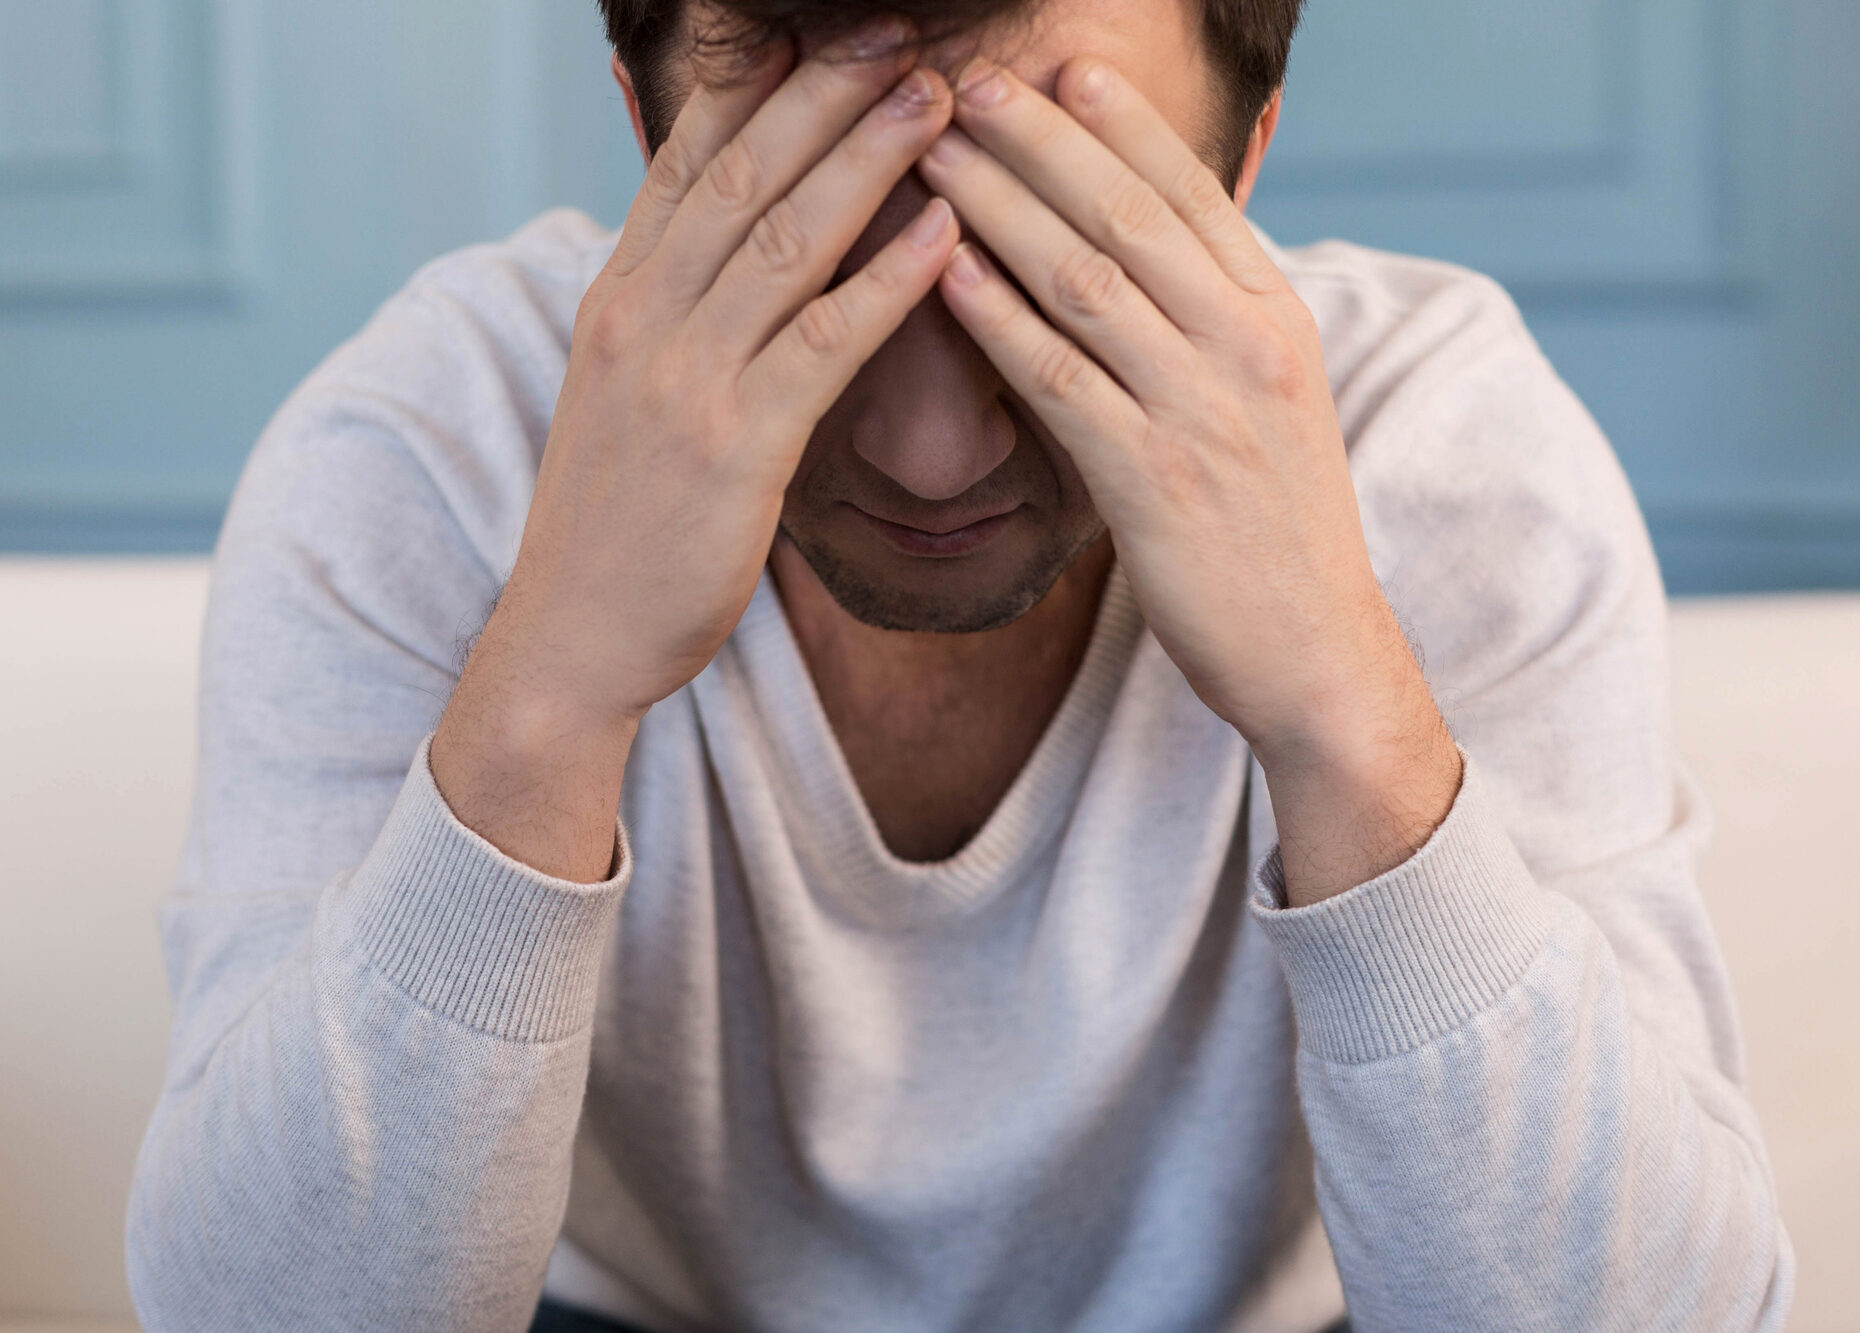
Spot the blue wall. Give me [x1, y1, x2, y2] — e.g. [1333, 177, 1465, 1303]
[2, 0, 1855, 593]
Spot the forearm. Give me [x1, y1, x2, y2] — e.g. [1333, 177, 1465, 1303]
[432, 570, 641, 884]
[129, 746, 628, 1331]
[1249, 603, 1464, 908]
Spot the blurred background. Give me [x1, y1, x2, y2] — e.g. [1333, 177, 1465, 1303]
[1, 1, 1855, 1330]
[1, 0, 1856, 587]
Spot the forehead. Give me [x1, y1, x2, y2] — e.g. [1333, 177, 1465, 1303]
[704, 0, 1214, 137]
[930, 0, 1206, 109]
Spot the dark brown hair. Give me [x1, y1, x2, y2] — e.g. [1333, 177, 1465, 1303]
[596, 0, 1303, 190]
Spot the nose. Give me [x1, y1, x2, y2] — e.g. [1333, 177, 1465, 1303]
[850, 293, 1015, 501]
[841, 178, 1017, 501]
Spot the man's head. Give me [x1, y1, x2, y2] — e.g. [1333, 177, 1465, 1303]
[600, 0, 1301, 632]
[601, 0, 1300, 190]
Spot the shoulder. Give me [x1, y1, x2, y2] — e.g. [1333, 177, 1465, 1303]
[223, 208, 618, 582]
[205, 212, 619, 720]
[1259, 229, 1534, 432]
[1263, 231, 1665, 719]
[1261, 233, 1680, 869]
[317, 204, 616, 413]
[392, 206, 618, 353]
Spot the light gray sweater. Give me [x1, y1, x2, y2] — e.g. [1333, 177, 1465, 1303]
[127, 208, 1791, 1332]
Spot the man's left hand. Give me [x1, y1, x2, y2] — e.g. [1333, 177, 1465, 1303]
[917, 56, 1463, 905]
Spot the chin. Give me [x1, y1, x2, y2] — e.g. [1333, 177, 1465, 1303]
[779, 513, 1104, 635]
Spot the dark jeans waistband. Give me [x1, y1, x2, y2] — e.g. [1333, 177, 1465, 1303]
[531, 1297, 1351, 1333]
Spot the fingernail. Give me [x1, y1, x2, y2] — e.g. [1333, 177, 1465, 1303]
[906, 198, 952, 248]
[946, 243, 986, 287]
[884, 67, 938, 118]
[925, 129, 972, 166]
[956, 57, 1007, 108]
[844, 16, 911, 61]
[1074, 62, 1110, 105]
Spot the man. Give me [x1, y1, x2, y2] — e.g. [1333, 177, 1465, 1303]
[126, 0, 1791, 1327]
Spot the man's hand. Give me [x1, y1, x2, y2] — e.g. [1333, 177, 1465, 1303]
[432, 25, 958, 880]
[918, 57, 1462, 905]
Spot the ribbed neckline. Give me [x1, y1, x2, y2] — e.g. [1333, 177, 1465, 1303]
[703, 563, 1147, 930]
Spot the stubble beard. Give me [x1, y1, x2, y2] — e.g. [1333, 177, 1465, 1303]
[777, 514, 1107, 634]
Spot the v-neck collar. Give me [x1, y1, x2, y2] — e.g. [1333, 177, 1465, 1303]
[694, 563, 1148, 929]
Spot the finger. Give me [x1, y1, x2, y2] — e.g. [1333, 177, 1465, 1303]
[918, 127, 1192, 404]
[603, 40, 796, 281]
[742, 196, 958, 454]
[645, 19, 920, 314]
[944, 57, 1236, 338]
[1054, 58, 1285, 297]
[687, 65, 952, 361]
[936, 240, 1147, 486]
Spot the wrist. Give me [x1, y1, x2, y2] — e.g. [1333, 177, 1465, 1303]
[1239, 591, 1437, 777]
[436, 673, 642, 792]
[1250, 678, 1462, 909]
[468, 565, 658, 739]
[431, 604, 643, 883]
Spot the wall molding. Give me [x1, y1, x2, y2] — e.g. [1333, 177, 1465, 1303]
[0, 0, 259, 303]
[1646, 505, 1860, 596]
[4, 498, 1855, 597]
[1252, 0, 1779, 301]
[0, 0, 125, 183]
[0, 501, 226, 555]
[1268, 0, 1634, 192]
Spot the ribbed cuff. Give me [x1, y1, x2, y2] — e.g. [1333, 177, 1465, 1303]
[1250, 749, 1560, 1065]
[333, 735, 631, 1043]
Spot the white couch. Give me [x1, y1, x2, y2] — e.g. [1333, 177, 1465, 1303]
[1, 558, 1854, 1331]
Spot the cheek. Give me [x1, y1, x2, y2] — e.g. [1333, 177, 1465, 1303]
[781, 372, 874, 516]
[1041, 425, 1100, 512]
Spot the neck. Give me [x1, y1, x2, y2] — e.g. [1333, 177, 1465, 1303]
[767, 532, 1115, 861]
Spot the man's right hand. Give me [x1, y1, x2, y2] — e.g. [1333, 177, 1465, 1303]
[431, 23, 957, 880]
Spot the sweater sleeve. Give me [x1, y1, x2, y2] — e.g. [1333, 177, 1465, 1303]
[1251, 754, 1788, 1331]
[125, 277, 627, 1330]
[1247, 275, 1792, 1331]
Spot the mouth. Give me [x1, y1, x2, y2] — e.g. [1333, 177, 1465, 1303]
[851, 504, 1022, 558]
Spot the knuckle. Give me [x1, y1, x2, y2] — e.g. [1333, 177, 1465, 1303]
[1169, 162, 1232, 232]
[572, 283, 604, 333]
[645, 135, 698, 201]
[696, 400, 740, 456]
[1147, 438, 1208, 499]
[1049, 248, 1126, 320]
[1249, 331, 1309, 399]
[747, 197, 811, 273]
[855, 256, 905, 303]
[974, 293, 1020, 342]
[674, 389, 739, 464]
[578, 300, 634, 365]
[794, 292, 855, 358]
[705, 136, 765, 210]
[1099, 179, 1169, 248]
[1030, 338, 1092, 401]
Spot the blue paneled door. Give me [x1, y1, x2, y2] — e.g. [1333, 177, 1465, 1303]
[0, 0, 645, 550]
[1, 0, 1856, 589]
[1246, 0, 1859, 591]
